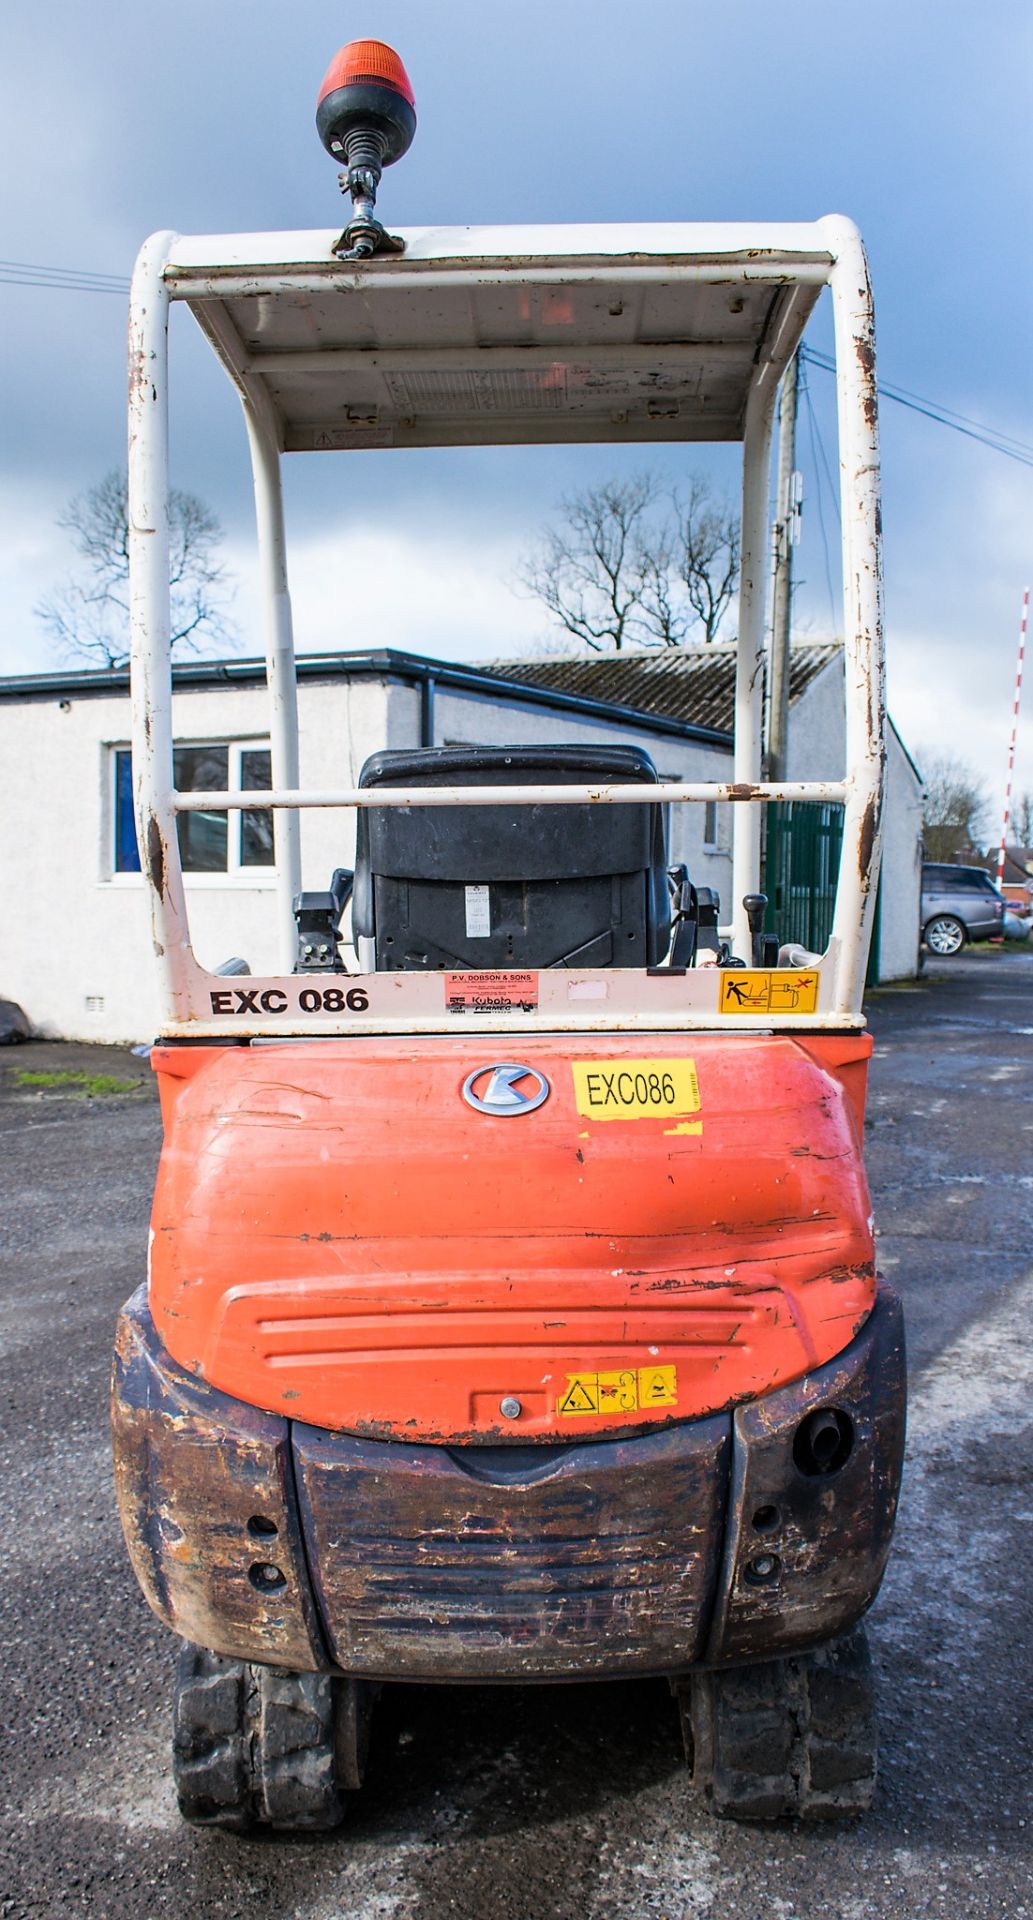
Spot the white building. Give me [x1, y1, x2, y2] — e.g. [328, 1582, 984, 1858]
[0, 643, 923, 1043]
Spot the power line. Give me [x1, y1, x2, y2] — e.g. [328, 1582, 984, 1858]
[0, 258, 130, 295]
[800, 344, 1033, 468]
[803, 345, 1033, 457]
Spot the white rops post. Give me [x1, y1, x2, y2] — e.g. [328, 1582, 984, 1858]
[127, 219, 884, 1038]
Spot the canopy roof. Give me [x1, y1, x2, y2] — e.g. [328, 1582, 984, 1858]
[163, 222, 833, 451]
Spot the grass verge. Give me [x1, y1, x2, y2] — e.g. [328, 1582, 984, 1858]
[11, 1069, 145, 1097]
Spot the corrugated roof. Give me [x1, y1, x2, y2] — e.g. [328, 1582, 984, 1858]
[481, 643, 840, 736]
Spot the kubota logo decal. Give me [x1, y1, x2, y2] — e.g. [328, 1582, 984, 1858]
[461, 1063, 550, 1116]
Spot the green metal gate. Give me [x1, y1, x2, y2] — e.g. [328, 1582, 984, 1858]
[765, 802, 845, 953]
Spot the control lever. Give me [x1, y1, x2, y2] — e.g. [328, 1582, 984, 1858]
[667, 863, 698, 967]
[742, 892, 769, 970]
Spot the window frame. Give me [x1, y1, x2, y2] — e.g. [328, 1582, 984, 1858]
[108, 738, 277, 886]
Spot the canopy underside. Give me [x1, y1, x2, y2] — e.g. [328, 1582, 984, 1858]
[167, 224, 829, 451]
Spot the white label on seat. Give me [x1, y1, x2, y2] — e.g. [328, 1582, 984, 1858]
[464, 885, 491, 938]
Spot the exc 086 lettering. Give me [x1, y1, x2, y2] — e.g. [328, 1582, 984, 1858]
[209, 986, 370, 1016]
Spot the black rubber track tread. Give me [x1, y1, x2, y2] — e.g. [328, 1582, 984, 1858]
[171, 1645, 346, 1832]
[172, 1644, 250, 1831]
[688, 1627, 877, 1821]
[258, 1670, 343, 1830]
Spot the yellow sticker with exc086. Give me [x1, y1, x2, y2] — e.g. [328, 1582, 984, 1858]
[571, 1058, 700, 1122]
[558, 1367, 678, 1417]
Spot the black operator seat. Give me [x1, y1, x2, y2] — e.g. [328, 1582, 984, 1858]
[352, 744, 672, 972]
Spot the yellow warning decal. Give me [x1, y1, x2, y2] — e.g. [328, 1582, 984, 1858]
[571, 1058, 700, 1123]
[719, 970, 820, 1015]
[558, 1366, 678, 1417]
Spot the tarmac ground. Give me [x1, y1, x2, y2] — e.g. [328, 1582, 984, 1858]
[1, 945, 1031, 1920]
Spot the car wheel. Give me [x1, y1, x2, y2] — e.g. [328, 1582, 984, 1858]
[923, 914, 966, 956]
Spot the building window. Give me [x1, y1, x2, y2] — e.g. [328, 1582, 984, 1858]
[703, 799, 718, 847]
[238, 747, 275, 866]
[113, 743, 274, 876]
[174, 743, 230, 872]
[114, 747, 141, 873]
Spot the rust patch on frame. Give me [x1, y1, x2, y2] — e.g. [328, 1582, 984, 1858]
[855, 335, 878, 433]
[858, 794, 879, 888]
[146, 815, 167, 898]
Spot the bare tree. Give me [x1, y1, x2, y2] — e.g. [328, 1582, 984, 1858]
[517, 476, 659, 652]
[921, 753, 990, 862]
[631, 519, 686, 647]
[518, 472, 739, 651]
[37, 469, 234, 668]
[1012, 790, 1033, 848]
[671, 475, 740, 645]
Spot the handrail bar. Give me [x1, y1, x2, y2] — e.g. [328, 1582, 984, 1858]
[171, 779, 850, 813]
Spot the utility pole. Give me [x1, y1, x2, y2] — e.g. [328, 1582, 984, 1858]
[995, 585, 1028, 891]
[767, 352, 801, 782]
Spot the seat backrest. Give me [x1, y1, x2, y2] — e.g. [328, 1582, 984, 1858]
[352, 743, 671, 971]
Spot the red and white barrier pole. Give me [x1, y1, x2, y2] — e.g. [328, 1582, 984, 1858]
[996, 585, 1029, 892]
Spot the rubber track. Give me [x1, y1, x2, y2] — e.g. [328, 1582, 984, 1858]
[687, 1627, 877, 1820]
[172, 1644, 344, 1831]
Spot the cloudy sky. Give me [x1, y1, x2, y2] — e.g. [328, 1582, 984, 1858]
[2, 0, 1031, 819]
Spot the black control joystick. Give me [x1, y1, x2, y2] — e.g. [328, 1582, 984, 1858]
[742, 893, 770, 969]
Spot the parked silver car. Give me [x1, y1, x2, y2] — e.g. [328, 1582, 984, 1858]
[920, 863, 1005, 954]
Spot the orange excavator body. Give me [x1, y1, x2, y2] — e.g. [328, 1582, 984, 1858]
[149, 1030, 876, 1444]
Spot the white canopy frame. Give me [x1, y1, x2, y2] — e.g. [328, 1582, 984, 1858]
[127, 219, 884, 1038]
